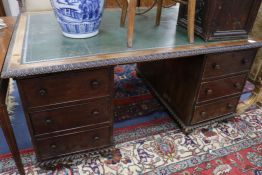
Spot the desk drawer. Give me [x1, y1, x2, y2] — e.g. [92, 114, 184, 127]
[203, 49, 256, 79]
[30, 98, 112, 135]
[197, 74, 246, 103]
[192, 96, 239, 125]
[18, 68, 113, 108]
[35, 126, 112, 160]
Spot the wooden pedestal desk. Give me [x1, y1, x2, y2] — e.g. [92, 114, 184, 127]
[137, 49, 258, 132]
[2, 9, 262, 163]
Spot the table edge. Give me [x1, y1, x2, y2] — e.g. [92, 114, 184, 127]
[2, 12, 262, 78]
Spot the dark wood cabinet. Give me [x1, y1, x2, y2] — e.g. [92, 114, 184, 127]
[138, 56, 204, 126]
[16, 67, 114, 162]
[137, 49, 258, 131]
[178, 0, 262, 41]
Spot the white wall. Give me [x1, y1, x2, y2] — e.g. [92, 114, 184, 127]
[2, 0, 20, 16]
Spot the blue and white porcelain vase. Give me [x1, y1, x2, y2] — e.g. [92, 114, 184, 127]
[50, 0, 104, 38]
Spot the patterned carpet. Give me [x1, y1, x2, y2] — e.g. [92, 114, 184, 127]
[0, 64, 261, 175]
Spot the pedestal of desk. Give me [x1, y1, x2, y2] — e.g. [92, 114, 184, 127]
[137, 48, 258, 132]
[16, 67, 114, 162]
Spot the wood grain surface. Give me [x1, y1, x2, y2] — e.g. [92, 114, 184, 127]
[0, 17, 15, 72]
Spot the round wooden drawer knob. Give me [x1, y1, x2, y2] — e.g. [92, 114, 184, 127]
[227, 104, 234, 109]
[50, 144, 56, 149]
[90, 80, 101, 88]
[205, 89, 213, 95]
[212, 64, 221, 70]
[233, 83, 241, 89]
[45, 119, 52, 124]
[93, 136, 100, 141]
[201, 111, 206, 117]
[92, 110, 100, 116]
[38, 89, 47, 96]
[242, 58, 249, 65]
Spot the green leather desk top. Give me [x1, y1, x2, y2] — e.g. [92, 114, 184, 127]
[22, 7, 203, 64]
[2, 7, 262, 78]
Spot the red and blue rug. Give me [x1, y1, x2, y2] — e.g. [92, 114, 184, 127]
[0, 64, 261, 175]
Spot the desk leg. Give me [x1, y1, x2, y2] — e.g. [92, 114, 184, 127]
[0, 79, 25, 175]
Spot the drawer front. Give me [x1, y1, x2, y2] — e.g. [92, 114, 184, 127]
[198, 74, 246, 103]
[192, 96, 239, 125]
[30, 98, 112, 135]
[18, 68, 113, 108]
[35, 126, 112, 160]
[203, 49, 256, 78]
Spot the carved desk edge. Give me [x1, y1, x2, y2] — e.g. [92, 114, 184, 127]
[2, 13, 262, 79]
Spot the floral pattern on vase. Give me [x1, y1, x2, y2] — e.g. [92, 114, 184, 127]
[50, 0, 104, 38]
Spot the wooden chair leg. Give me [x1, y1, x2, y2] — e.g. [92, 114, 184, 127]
[0, 80, 25, 175]
[187, 0, 196, 43]
[120, 0, 128, 27]
[127, 0, 137, 47]
[237, 81, 262, 113]
[155, 0, 163, 26]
